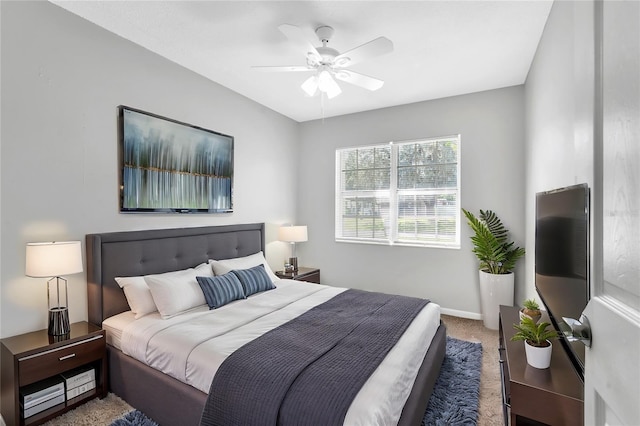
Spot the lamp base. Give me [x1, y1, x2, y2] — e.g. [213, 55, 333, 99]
[289, 257, 298, 272]
[48, 307, 70, 336]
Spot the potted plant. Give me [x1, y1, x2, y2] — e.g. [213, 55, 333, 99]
[519, 299, 542, 324]
[462, 209, 525, 330]
[511, 316, 559, 369]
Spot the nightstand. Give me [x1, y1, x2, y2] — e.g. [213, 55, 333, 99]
[275, 267, 320, 284]
[0, 322, 107, 426]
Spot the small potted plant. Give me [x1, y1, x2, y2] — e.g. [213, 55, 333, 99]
[519, 299, 542, 324]
[511, 316, 559, 369]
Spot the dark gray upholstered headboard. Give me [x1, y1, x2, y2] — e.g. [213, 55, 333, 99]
[86, 223, 265, 326]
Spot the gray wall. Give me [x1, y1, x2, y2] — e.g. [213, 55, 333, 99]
[0, 1, 538, 337]
[298, 87, 526, 317]
[523, 1, 595, 302]
[0, 2, 299, 338]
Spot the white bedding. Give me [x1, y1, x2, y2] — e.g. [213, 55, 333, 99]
[103, 280, 441, 426]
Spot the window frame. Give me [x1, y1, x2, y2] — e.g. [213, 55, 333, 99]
[335, 135, 461, 249]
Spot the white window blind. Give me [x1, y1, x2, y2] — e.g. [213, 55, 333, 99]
[335, 135, 460, 248]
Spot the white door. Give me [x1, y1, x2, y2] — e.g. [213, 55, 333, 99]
[584, 1, 640, 425]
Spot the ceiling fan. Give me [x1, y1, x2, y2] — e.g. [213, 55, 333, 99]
[253, 24, 393, 99]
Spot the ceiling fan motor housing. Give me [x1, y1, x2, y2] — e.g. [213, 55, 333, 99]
[313, 26, 344, 65]
[316, 46, 340, 63]
[315, 26, 334, 43]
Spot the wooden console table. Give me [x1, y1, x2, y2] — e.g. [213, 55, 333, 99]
[499, 305, 584, 425]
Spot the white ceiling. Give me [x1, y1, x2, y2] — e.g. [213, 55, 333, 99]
[50, 1, 553, 122]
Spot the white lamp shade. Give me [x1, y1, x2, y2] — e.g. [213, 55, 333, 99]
[278, 226, 308, 243]
[301, 75, 319, 97]
[302, 72, 342, 99]
[26, 241, 83, 277]
[318, 70, 342, 99]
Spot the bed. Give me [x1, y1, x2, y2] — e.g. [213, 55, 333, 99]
[86, 223, 446, 425]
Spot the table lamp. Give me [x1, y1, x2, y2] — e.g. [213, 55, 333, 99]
[26, 241, 83, 336]
[278, 225, 308, 272]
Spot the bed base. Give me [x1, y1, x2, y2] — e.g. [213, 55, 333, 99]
[398, 322, 446, 425]
[108, 345, 206, 425]
[107, 322, 445, 426]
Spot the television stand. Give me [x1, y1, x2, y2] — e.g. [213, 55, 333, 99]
[499, 305, 584, 425]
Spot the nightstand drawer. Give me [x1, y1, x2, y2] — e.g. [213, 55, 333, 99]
[18, 334, 104, 385]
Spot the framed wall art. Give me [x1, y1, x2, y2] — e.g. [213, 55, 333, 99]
[118, 106, 233, 213]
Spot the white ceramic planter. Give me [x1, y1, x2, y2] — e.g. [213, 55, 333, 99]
[524, 340, 553, 369]
[479, 270, 514, 330]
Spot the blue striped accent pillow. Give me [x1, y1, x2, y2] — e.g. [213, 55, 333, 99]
[196, 273, 246, 309]
[231, 265, 275, 297]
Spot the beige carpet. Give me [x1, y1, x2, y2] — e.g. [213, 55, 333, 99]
[441, 314, 502, 426]
[46, 315, 501, 426]
[43, 392, 133, 426]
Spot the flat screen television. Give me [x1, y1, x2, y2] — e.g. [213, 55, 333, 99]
[118, 105, 234, 213]
[535, 183, 589, 380]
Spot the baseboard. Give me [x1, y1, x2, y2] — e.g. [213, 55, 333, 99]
[440, 307, 482, 320]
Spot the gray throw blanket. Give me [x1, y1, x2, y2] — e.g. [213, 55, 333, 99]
[200, 289, 429, 426]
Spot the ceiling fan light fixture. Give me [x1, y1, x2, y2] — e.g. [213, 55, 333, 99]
[301, 75, 319, 97]
[317, 70, 331, 87]
[256, 24, 393, 101]
[318, 70, 342, 99]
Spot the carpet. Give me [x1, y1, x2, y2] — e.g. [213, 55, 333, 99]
[110, 410, 158, 426]
[110, 336, 482, 426]
[422, 337, 483, 425]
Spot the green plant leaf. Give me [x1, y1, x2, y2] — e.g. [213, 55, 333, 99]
[480, 209, 508, 244]
[511, 316, 558, 345]
[462, 208, 525, 274]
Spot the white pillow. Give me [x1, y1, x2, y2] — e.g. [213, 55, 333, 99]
[145, 263, 212, 319]
[210, 251, 279, 283]
[115, 276, 157, 319]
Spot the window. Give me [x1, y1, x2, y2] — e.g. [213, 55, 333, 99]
[335, 135, 460, 248]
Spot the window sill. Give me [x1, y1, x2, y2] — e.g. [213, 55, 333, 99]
[335, 238, 460, 250]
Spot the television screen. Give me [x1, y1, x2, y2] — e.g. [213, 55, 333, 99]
[118, 106, 233, 213]
[535, 183, 589, 380]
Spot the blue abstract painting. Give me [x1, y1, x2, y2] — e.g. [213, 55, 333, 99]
[119, 107, 233, 213]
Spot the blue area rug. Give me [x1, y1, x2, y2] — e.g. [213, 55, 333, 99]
[422, 337, 483, 426]
[110, 410, 158, 426]
[110, 336, 481, 426]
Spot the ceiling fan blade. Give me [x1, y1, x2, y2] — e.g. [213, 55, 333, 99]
[334, 70, 384, 91]
[334, 37, 393, 67]
[278, 24, 322, 63]
[252, 66, 314, 72]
